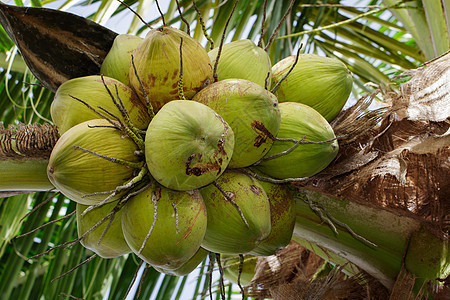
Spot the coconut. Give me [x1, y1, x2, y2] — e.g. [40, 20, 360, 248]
[272, 54, 353, 121]
[200, 170, 271, 254]
[208, 39, 271, 87]
[121, 182, 207, 270]
[254, 102, 339, 179]
[248, 178, 296, 256]
[51, 75, 150, 134]
[100, 34, 143, 85]
[76, 201, 131, 258]
[145, 100, 234, 191]
[222, 254, 257, 286]
[153, 247, 208, 276]
[47, 119, 141, 205]
[129, 26, 212, 112]
[193, 79, 280, 168]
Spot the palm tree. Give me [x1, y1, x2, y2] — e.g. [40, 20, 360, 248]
[0, 0, 448, 299]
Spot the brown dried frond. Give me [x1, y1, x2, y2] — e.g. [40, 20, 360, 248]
[245, 241, 389, 299]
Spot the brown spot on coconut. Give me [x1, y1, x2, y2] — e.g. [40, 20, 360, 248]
[193, 79, 280, 168]
[145, 100, 234, 191]
[255, 102, 339, 179]
[129, 26, 212, 112]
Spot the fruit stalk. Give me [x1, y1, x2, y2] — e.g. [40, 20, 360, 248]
[292, 189, 448, 290]
[0, 159, 54, 192]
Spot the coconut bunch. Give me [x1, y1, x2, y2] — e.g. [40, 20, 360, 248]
[45, 25, 353, 277]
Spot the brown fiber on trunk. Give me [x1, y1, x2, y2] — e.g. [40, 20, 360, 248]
[295, 52, 450, 237]
[0, 122, 59, 160]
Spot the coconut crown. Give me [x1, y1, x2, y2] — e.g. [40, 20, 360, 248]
[272, 54, 353, 122]
[208, 39, 272, 88]
[129, 26, 213, 112]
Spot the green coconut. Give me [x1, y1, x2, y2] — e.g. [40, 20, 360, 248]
[47, 119, 141, 205]
[100, 34, 143, 85]
[208, 39, 271, 87]
[248, 179, 296, 256]
[51, 75, 150, 134]
[255, 102, 338, 179]
[193, 79, 280, 168]
[129, 26, 212, 112]
[121, 182, 207, 270]
[76, 201, 131, 258]
[153, 247, 208, 276]
[272, 54, 353, 121]
[200, 170, 271, 254]
[222, 254, 257, 286]
[145, 100, 234, 191]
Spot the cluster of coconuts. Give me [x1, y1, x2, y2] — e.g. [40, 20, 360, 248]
[46, 25, 352, 277]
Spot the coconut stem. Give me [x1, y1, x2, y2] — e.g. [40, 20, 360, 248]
[258, 0, 268, 48]
[172, 202, 180, 233]
[271, 43, 302, 94]
[16, 211, 76, 239]
[0, 159, 54, 192]
[264, 0, 296, 51]
[264, 71, 270, 90]
[192, 0, 214, 50]
[215, 253, 226, 300]
[80, 169, 150, 218]
[213, 0, 240, 82]
[154, 0, 166, 27]
[69, 95, 121, 130]
[252, 135, 307, 166]
[73, 146, 143, 169]
[130, 55, 155, 118]
[237, 254, 245, 299]
[239, 168, 308, 184]
[213, 181, 249, 228]
[175, 0, 190, 35]
[51, 254, 98, 282]
[116, 0, 152, 29]
[178, 37, 187, 101]
[208, 252, 215, 300]
[125, 261, 144, 300]
[138, 187, 159, 255]
[19, 192, 59, 223]
[137, 264, 150, 299]
[305, 197, 377, 247]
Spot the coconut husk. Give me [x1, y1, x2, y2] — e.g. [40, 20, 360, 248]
[295, 52, 450, 237]
[0, 122, 59, 160]
[245, 241, 389, 299]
